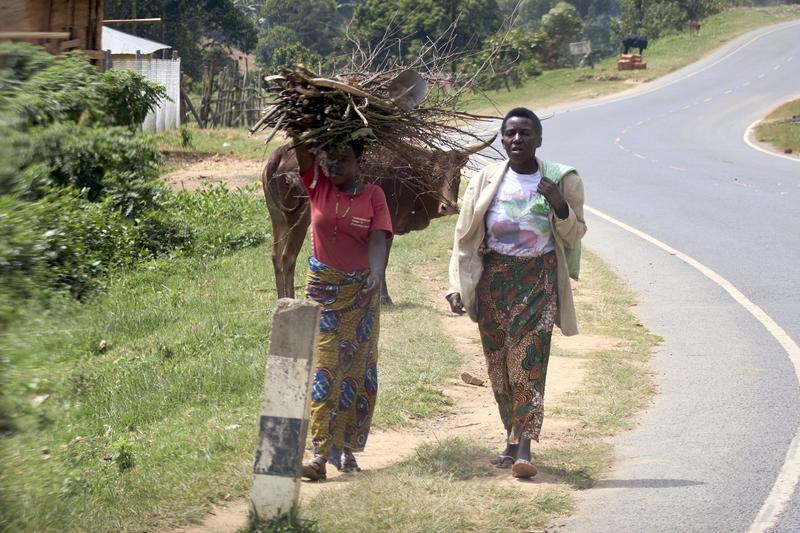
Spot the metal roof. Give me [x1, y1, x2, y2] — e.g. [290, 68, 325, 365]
[101, 26, 170, 55]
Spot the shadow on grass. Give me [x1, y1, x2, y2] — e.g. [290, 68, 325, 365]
[240, 510, 320, 533]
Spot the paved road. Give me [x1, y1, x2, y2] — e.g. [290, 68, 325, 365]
[527, 21, 800, 533]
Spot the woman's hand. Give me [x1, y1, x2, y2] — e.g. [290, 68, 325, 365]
[538, 177, 569, 219]
[446, 293, 465, 315]
[359, 273, 381, 299]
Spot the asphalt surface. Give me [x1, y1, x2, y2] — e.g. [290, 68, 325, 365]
[522, 21, 800, 533]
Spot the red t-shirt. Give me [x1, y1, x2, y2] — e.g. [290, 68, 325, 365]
[301, 166, 393, 272]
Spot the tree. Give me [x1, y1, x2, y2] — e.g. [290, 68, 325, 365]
[351, 0, 503, 65]
[260, 0, 340, 56]
[541, 2, 583, 66]
[270, 43, 323, 70]
[104, 0, 257, 79]
[256, 26, 300, 67]
[465, 29, 545, 91]
[615, 0, 724, 41]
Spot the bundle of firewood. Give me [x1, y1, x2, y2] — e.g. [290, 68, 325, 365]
[249, 63, 495, 155]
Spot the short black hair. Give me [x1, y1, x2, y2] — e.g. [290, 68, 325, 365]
[501, 107, 542, 137]
[349, 139, 365, 159]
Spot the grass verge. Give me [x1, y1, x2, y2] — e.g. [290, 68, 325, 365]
[0, 210, 464, 532]
[154, 126, 280, 161]
[466, 5, 800, 115]
[303, 438, 573, 533]
[753, 97, 800, 155]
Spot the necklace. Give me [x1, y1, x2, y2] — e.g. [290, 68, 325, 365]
[335, 191, 354, 219]
[332, 180, 363, 240]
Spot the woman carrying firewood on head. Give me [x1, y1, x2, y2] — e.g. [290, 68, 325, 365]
[292, 137, 393, 481]
[446, 107, 586, 479]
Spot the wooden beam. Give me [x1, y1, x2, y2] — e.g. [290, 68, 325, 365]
[0, 32, 71, 40]
[103, 18, 162, 24]
[60, 38, 83, 51]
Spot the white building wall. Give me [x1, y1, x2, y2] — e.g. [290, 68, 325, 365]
[112, 56, 181, 132]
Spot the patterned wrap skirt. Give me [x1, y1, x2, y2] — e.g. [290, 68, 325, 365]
[476, 250, 558, 444]
[305, 256, 379, 469]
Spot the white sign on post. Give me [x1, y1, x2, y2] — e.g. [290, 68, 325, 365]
[569, 40, 592, 55]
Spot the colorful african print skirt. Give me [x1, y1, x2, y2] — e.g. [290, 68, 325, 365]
[305, 256, 379, 469]
[476, 250, 558, 444]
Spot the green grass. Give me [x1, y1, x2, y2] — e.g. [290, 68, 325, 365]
[0, 201, 466, 531]
[302, 438, 573, 533]
[467, 5, 800, 115]
[754, 97, 800, 155]
[154, 126, 281, 161]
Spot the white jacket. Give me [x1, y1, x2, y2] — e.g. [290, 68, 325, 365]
[447, 158, 586, 335]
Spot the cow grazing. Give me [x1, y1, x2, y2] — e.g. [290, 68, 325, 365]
[622, 35, 648, 56]
[263, 139, 492, 304]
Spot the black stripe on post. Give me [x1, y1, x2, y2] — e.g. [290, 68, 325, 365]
[253, 415, 308, 477]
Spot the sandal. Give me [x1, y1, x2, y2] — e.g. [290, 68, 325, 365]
[511, 459, 538, 479]
[302, 456, 327, 481]
[340, 451, 362, 473]
[490, 454, 515, 468]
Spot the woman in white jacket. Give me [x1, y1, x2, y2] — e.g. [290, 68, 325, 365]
[446, 107, 586, 478]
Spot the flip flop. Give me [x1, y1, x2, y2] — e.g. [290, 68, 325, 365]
[460, 372, 485, 386]
[490, 454, 515, 468]
[511, 459, 538, 479]
[302, 456, 327, 481]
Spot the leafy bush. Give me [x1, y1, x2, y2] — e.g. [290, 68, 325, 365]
[466, 30, 545, 91]
[169, 184, 270, 257]
[3, 49, 165, 130]
[18, 124, 166, 216]
[0, 44, 270, 325]
[0, 42, 55, 91]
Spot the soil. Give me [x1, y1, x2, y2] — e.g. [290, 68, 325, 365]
[167, 267, 613, 533]
[162, 152, 264, 193]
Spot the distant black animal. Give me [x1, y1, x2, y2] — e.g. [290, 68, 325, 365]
[622, 35, 648, 55]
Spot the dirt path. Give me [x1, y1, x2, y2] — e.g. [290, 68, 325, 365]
[162, 152, 264, 193]
[170, 271, 615, 533]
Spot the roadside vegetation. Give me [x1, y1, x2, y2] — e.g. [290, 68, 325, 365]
[154, 126, 277, 162]
[753, 98, 800, 155]
[467, 4, 800, 114]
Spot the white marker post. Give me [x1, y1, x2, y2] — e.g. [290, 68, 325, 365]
[251, 298, 321, 520]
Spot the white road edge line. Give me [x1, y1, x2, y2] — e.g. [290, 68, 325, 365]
[585, 205, 800, 532]
[744, 116, 800, 163]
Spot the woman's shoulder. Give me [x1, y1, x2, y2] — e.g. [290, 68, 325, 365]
[362, 183, 388, 203]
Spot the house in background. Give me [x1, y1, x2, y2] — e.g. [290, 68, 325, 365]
[102, 26, 181, 132]
[0, 1, 181, 133]
[0, 0, 104, 62]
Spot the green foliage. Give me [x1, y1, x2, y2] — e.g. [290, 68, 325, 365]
[465, 30, 545, 91]
[4, 50, 164, 130]
[352, 0, 503, 64]
[104, 0, 257, 79]
[541, 1, 584, 66]
[113, 438, 136, 472]
[0, 42, 55, 90]
[255, 25, 301, 68]
[0, 45, 269, 323]
[260, 0, 340, 56]
[270, 43, 323, 70]
[616, 0, 726, 40]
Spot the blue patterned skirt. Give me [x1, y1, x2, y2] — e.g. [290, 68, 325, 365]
[305, 257, 379, 468]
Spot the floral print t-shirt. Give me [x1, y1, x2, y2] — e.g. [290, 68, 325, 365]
[485, 167, 555, 257]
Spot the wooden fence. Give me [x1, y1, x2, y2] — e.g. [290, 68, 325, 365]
[185, 65, 268, 129]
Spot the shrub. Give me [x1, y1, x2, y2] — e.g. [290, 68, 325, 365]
[4, 48, 165, 130]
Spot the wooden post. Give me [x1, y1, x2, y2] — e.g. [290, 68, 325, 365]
[251, 298, 321, 520]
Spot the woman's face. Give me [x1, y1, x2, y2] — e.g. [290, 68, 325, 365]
[501, 116, 542, 165]
[324, 146, 359, 186]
